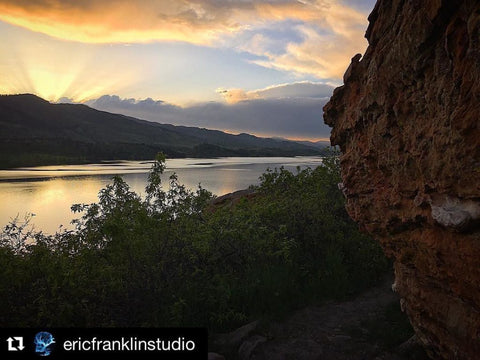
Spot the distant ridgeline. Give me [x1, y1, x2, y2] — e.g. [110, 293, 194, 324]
[0, 94, 325, 168]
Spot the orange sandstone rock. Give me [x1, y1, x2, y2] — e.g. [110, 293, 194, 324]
[323, 0, 480, 359]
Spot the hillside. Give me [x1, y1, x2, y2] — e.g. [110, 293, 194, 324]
[0, 94, 323, 168]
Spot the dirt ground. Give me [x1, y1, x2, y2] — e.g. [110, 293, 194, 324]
[211, 274, 429, 360]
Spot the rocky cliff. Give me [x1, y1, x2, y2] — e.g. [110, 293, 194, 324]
[323, 0, 480, 359]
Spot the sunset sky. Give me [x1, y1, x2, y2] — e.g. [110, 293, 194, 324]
[0, 0, 376, 140]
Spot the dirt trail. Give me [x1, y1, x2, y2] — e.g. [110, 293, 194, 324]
[212, 274, 429, 360]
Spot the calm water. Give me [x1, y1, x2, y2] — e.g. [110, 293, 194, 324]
[0, 157, 323, 234]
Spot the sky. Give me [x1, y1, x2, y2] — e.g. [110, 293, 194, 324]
[0, 0, 376, 141]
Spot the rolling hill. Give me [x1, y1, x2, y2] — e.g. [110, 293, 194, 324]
[0, 94, 324, 168]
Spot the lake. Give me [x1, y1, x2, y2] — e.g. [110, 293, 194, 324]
[0, 156, 323, 234]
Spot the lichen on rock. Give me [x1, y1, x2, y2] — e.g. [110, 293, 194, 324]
[430, 195, 480, 231]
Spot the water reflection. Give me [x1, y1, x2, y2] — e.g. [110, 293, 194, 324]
[0, 157, 323, 234]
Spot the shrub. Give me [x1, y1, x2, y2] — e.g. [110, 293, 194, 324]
[0, 150, 388, 330]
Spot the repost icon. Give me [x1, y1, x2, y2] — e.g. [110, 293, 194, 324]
[7, 336, 25, 351]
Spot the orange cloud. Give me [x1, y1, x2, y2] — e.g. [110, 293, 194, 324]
[217, 81, 335, 104]
[0, 0, 257, 44]
[247, 2, 369, 78]
[251, 22, 367, 79]
[216, 88, 252, 104]
[0, 1, 366, 42]
[0, 0, 371, 80]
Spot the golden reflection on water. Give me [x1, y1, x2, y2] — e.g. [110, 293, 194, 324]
[0, 157, 323, 234]
[0, 177, 110, 234]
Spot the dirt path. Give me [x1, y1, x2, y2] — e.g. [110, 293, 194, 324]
[211, 274, 429, 360]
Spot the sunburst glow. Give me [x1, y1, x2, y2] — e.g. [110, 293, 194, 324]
[0, 0, 375, 139]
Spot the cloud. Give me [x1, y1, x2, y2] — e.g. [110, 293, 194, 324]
[217, 81, 334, 103]
[84, 83, 333, 140]
[84, 95, 182, 120]
[0, 0, 373, 79]
[245, 4, 370, 78]
[0, 0, 324, 44]
[253, 81, 334, 99]
[216, 88, 251, 104]
[258, 27, 365, 78]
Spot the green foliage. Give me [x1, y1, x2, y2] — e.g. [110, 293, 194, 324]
[0, 150, 388, 330]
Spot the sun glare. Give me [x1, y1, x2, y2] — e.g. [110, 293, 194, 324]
[1, 35, 140, 103]
[25, 68, 75, 102]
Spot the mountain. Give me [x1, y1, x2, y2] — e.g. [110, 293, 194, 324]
[294, 140, 330, 149]
[0, 94, 325, 168]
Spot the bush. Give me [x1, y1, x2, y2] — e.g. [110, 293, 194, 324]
[0, 150, 388, 330]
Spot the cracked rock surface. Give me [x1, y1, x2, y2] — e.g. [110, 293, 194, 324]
[323, 0, 480, 359]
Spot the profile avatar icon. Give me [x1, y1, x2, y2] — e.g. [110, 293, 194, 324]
[34, 332, 55, 356]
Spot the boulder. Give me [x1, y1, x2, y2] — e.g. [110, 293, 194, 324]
[323, 1, 480, 359]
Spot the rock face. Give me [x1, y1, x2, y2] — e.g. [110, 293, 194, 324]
[323, 1, 480, 359]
